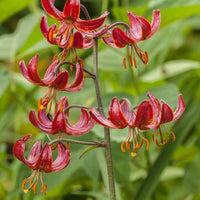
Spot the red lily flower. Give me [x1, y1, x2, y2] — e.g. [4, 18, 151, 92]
[146, 93, 185, 146]
[13, 135, 70, 194]
[29, 97, 96, 136]
[19, 54, 85, 92]
[103, 10, 161, 68]
[40, 15, 93, 62]
[41, 0, 109, 34]
[90, 97, 153, 156]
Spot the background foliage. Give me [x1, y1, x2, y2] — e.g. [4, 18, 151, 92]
[0, 0, 200, 199]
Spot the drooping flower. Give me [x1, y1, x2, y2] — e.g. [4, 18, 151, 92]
[90, 97, 154, 156]
[103, 10, 161, 68]
[13, 135, 70, 194]
[41, 0, 109, 34]
[19, 54, 85, 93]
[40, 15, 94, 63]
[29, 97, 96, 136]
[145, 93, 185, 146]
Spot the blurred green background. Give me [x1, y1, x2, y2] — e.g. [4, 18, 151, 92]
[0, 0, 200, 199]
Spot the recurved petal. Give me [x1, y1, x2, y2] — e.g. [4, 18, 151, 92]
[34, 143, 52, 171]
[19, 60, 33, 83]
[37, 109, 52, 126]
[147, 92, 161, 120]
[73, 31, 84, 49]
[134, 100, 153, 129]
[75, 11, 109, 31]
[160, 100, 174, 124]
[41, 0, 63, 20]
[48, 142, 71, 173]
[173, 94, 185, 121]
[103, 34, 118, 48]
[112, 27, 135, 48]
[127, 11, 143, 41]
[49, 70, 69, 90]
[29, 110, 57, 134]
[63, 0, 80, 20]
[136, 15, 152, 39]
[89, 108, 120, 129]
[44, 59, 60, 78]
[146, 10, 161, 39]
[64, 63, 85, 92]
[13, 135, 39, 169]
[40, 15, 49, 37]
[52, 111, 67, 133]
[70, 109, 90, 128]
[27, 54, 46, 86]
[108, 98, 129, 128]
[65, 113, 96, 136]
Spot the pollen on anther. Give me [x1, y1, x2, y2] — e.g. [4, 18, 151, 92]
[24, 189, 29, 194]
[131, 152, 137, 157]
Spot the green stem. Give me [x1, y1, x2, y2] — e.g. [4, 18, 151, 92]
[93, 37, 116, 200]
[48, 138, 104, 147]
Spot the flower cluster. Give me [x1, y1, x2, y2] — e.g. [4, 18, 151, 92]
[90, 93, 185, 156]
[13, 0, 184, 196]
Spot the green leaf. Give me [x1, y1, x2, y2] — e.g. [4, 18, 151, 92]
[18, 39, 54, 59]
[0, 68, 10, 98]
[141, 60, 200, 82]
[0, 0, 36, 24]
[0, 14, 41, 60]
[135, 104, 200, 200]
[159, 5, 200, 29]
[184, 155, 200, 193]
[85, 47, 126, 72]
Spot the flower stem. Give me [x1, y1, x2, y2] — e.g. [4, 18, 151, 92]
[93, 37, 116, 200]
[48, 138, 104, 147]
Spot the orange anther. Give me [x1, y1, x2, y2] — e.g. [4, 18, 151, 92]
[123, 57, 127, 69]
[170, 132, 176, 141]
[121, 142, 126, 152]
[80, 58, 84, 67]
[152, 133, 155, 142]
[41, 183, 47, 195]
[126, 141, 130, 151]
[53, 54, 57, 62]
[32, 184, 37, 194]
[145, 139, 149, 150]
[133, 57, 137, 68]
[128, 55, 133, 66]
[22, 179, 27, 191]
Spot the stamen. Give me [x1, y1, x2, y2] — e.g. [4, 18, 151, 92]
[58, 35, 63, 46]
[32, 183, 37, 194]
[152, 133, 155, 142]
[128, 55, 133, 66]
[133, 57, 137, 68]
[121, 142, 126, 152]
[123, 57, 127, 69]
[41, 184, 47, 195]
[48, 29, 53, 41]
[126, 141, 130, 151]
[80, 58, 84, 67]
[145, 139, 149, 150]
[60, 101, 64, 112]
[131, 152, 137, 157]
[54, 103, 58, 114]
[48, 100, 52, 113]
[170, 132, 176, 141]
[52, 54, 57, 62]
[70, 59, 73, 71]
